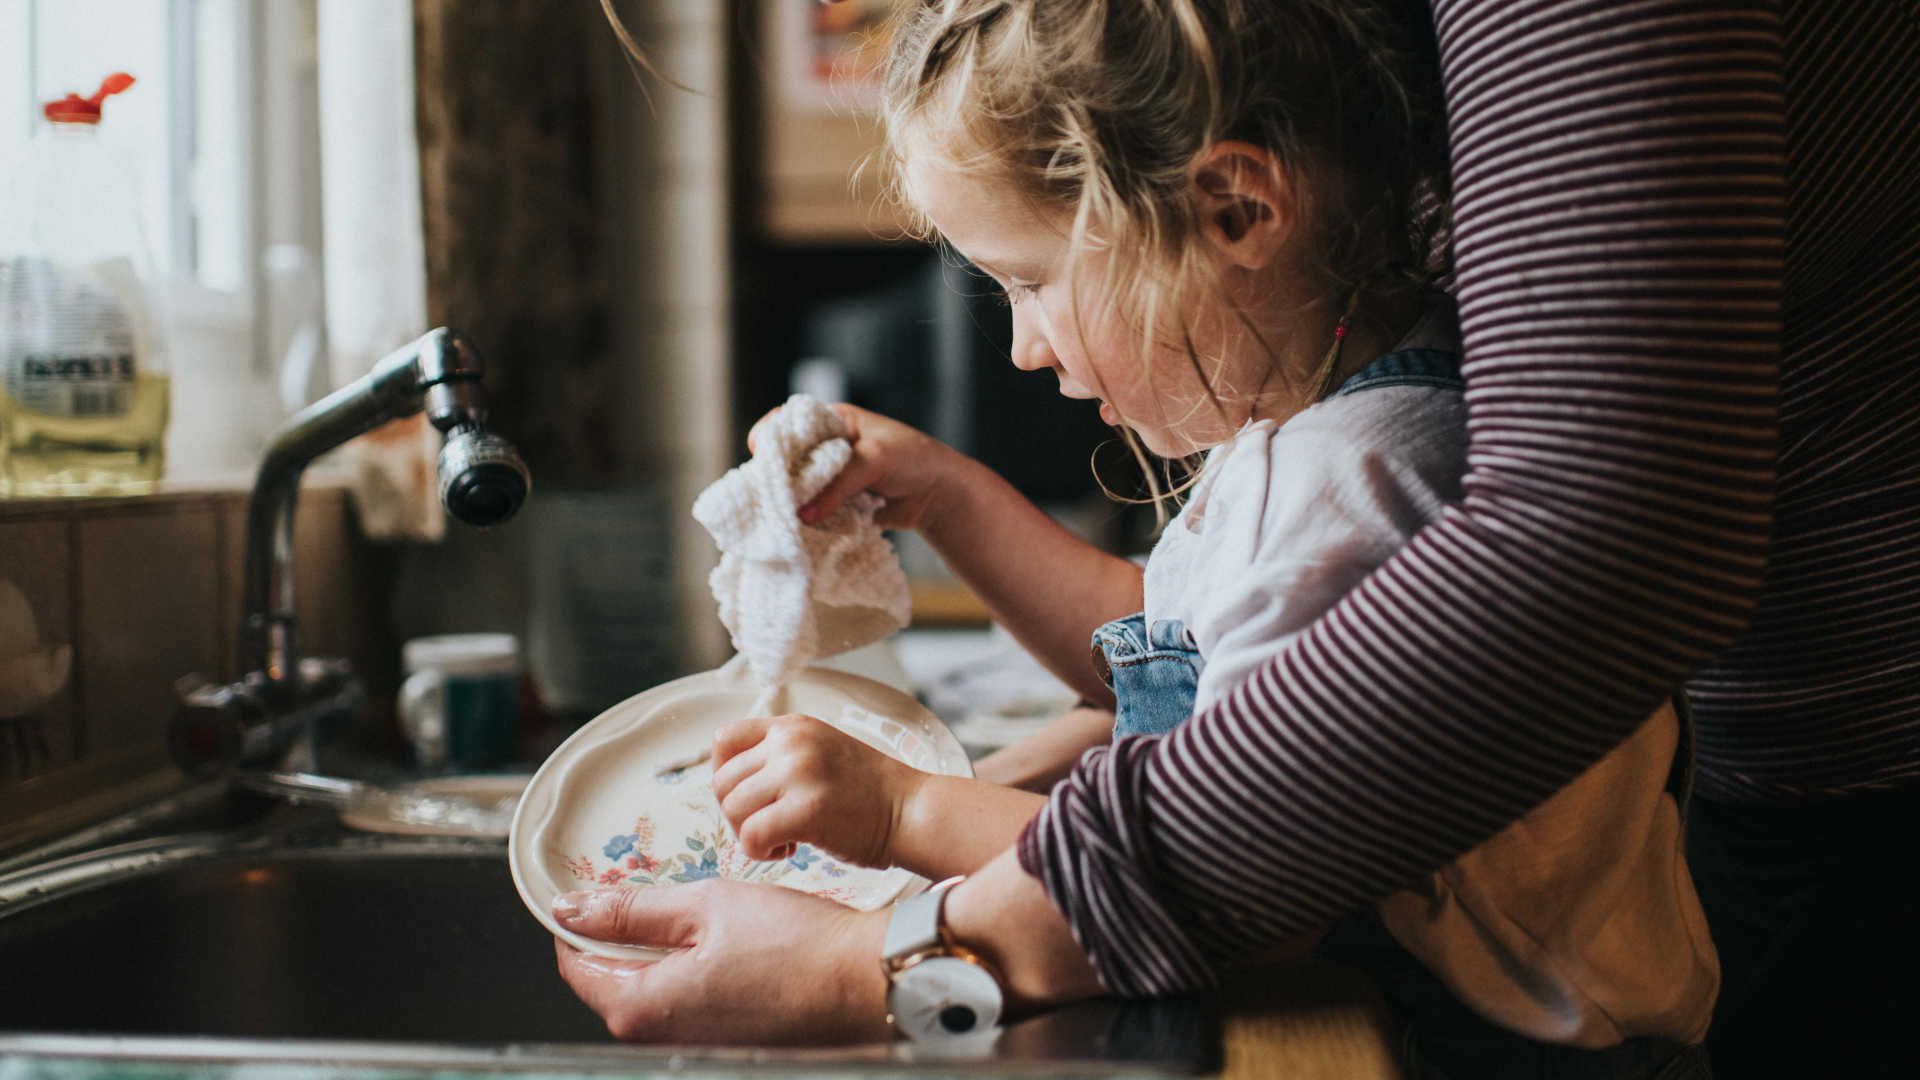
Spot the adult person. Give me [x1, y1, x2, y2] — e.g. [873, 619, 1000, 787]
[559, 2, 1918, 1073]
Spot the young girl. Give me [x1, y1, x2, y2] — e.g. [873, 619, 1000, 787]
[707, 1, 1715, 1073]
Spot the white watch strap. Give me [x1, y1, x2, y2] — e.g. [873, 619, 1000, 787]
[883, 885, 949, 962]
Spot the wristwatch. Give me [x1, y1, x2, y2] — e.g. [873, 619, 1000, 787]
[881, 881, 1005, 1044]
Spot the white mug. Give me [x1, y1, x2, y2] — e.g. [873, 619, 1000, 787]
[400, 633, 521, 771]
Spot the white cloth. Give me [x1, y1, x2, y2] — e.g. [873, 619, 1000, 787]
[692, 395, 911, 697]
[1145, 386, 1468, 710]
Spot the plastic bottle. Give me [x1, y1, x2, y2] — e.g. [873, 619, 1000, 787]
[0, 73, 170, 496]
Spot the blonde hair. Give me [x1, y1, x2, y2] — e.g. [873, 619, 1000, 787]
[881, 0, 1450, 509]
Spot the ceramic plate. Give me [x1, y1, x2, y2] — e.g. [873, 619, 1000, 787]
[510, 661, 972, 959]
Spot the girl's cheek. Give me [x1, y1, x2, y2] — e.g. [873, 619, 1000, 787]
[1038, 303, 1090, 364]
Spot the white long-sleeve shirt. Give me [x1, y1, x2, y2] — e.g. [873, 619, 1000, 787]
[1145, 306, 1467, 711]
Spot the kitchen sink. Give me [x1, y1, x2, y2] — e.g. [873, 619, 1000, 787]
[0, 839, 606, 1045]
[0, 792, 1217, 1074]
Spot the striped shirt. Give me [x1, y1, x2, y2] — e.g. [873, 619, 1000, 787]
[1018, 0, 1920, 996]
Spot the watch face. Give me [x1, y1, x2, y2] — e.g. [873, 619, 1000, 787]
[887, 956, 1004, 1042]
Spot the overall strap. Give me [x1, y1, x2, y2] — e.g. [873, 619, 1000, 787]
[1330, 347, 1465, 398]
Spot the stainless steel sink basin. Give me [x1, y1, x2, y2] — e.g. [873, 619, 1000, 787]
[0, 795, 1215, 1074]
[0, 838, 606, 1045]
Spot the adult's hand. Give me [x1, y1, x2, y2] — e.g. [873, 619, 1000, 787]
[553, 879, 891, 1044]
[552, 849, 1106, 1043]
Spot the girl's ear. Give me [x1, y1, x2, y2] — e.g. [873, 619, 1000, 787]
[1191, 142, 1294, 271]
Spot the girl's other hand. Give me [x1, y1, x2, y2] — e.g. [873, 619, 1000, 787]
[709, 712, 927, 868]
[747, 402, 963, 531]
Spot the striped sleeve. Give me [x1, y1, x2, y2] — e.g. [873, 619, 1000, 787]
[1019, 0, 1788, 996]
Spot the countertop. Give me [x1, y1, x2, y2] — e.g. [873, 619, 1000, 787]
[0, 971, 1400, 1080]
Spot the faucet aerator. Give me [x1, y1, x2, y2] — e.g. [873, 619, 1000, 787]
[438, 428, 530, 527]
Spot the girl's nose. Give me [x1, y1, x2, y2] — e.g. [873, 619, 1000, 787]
[1009, 304, 1055, 373]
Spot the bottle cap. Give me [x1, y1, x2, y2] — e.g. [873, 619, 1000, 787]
[43, 73, 136, 125]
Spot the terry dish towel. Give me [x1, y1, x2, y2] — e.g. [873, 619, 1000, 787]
[692, 395, 911, 705]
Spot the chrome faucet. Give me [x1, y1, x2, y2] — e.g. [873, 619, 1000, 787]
[171, 328, 531, 777]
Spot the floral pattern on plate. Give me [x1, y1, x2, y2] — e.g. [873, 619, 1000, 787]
[563, 812, 856, 895]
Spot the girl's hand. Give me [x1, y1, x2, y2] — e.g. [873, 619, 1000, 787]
[710, 713, 927, 868]
[748, 403, 966, 531]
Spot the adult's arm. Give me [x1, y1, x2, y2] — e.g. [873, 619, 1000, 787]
[1019, 0, 1787, 994]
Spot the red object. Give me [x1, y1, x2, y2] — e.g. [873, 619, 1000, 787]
[43, 72, 135, 125]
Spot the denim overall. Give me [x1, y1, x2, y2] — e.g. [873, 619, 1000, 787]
[1090, 348, 1710, 1079]
[1093, 615, 1203, 738]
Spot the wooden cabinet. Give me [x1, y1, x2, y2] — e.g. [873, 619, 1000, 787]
[750, 0, 913, 243]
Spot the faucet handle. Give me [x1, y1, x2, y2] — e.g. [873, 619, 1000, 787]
[169, 660, 363, 779]
[170, 673, 262, 779]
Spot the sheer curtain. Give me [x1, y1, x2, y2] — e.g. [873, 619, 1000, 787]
[315, 0, 441, 540]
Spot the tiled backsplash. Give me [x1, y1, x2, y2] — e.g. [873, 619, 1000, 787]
[0, 483, 381, 848]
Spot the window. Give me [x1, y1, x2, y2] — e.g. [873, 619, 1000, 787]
[3, 0, 325, 479]
[0, 0, 260, 290]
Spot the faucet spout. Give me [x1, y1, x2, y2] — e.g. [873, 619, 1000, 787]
[240, 328, 529, 684]
[173, 328, 530, 778]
